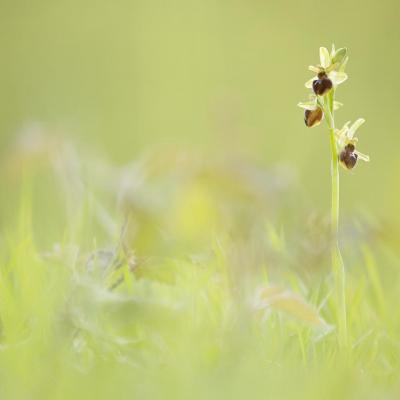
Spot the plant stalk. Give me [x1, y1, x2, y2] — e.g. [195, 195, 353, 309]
[325, 90, 348, 348]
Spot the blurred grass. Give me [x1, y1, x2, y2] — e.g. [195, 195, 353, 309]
[1, 0, 400, 398]
[0, 134, 399, 399]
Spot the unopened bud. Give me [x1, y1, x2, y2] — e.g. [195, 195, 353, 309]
[332, 47, 348, 66]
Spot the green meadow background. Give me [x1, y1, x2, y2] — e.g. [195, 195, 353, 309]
[1, 0, 400, 399]
[1, 0, 398, 216]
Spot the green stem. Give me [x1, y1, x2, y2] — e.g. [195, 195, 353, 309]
[330, 127, 339, 240]
[324, 90, 348, 348]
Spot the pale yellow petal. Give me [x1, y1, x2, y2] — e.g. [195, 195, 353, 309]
[348, 118, 365, 138]
[336, 121, 351, 136]
[308, 65, 320, 73]
[297, 101, 317, 110]
[329, 71, 348, 86]
[339, 56, 349, 73]
[333, 101, 343, 111]
[319, 47, 330, 69]
[355, 151, 370, 162]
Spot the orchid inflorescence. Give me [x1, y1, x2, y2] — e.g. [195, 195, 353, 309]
[298, 45, 369, 170]
[297, 46, 369, 346]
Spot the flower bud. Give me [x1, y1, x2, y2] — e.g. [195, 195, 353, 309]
[332, 48, 347, 66]
[304, 107, 324, 127]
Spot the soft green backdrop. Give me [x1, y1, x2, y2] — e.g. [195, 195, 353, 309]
[1, 2, 400, 399]
[0, 0, 398, 218]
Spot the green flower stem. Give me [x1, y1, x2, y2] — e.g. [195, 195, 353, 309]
[329, 129, 339, 240]
[324, 90, 348, 349]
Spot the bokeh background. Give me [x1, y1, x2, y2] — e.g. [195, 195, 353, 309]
[1, 0, 398, 219]
[1, 1, 400, 399]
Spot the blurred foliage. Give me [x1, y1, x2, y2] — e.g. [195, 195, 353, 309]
[0, 129, 398, 399]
